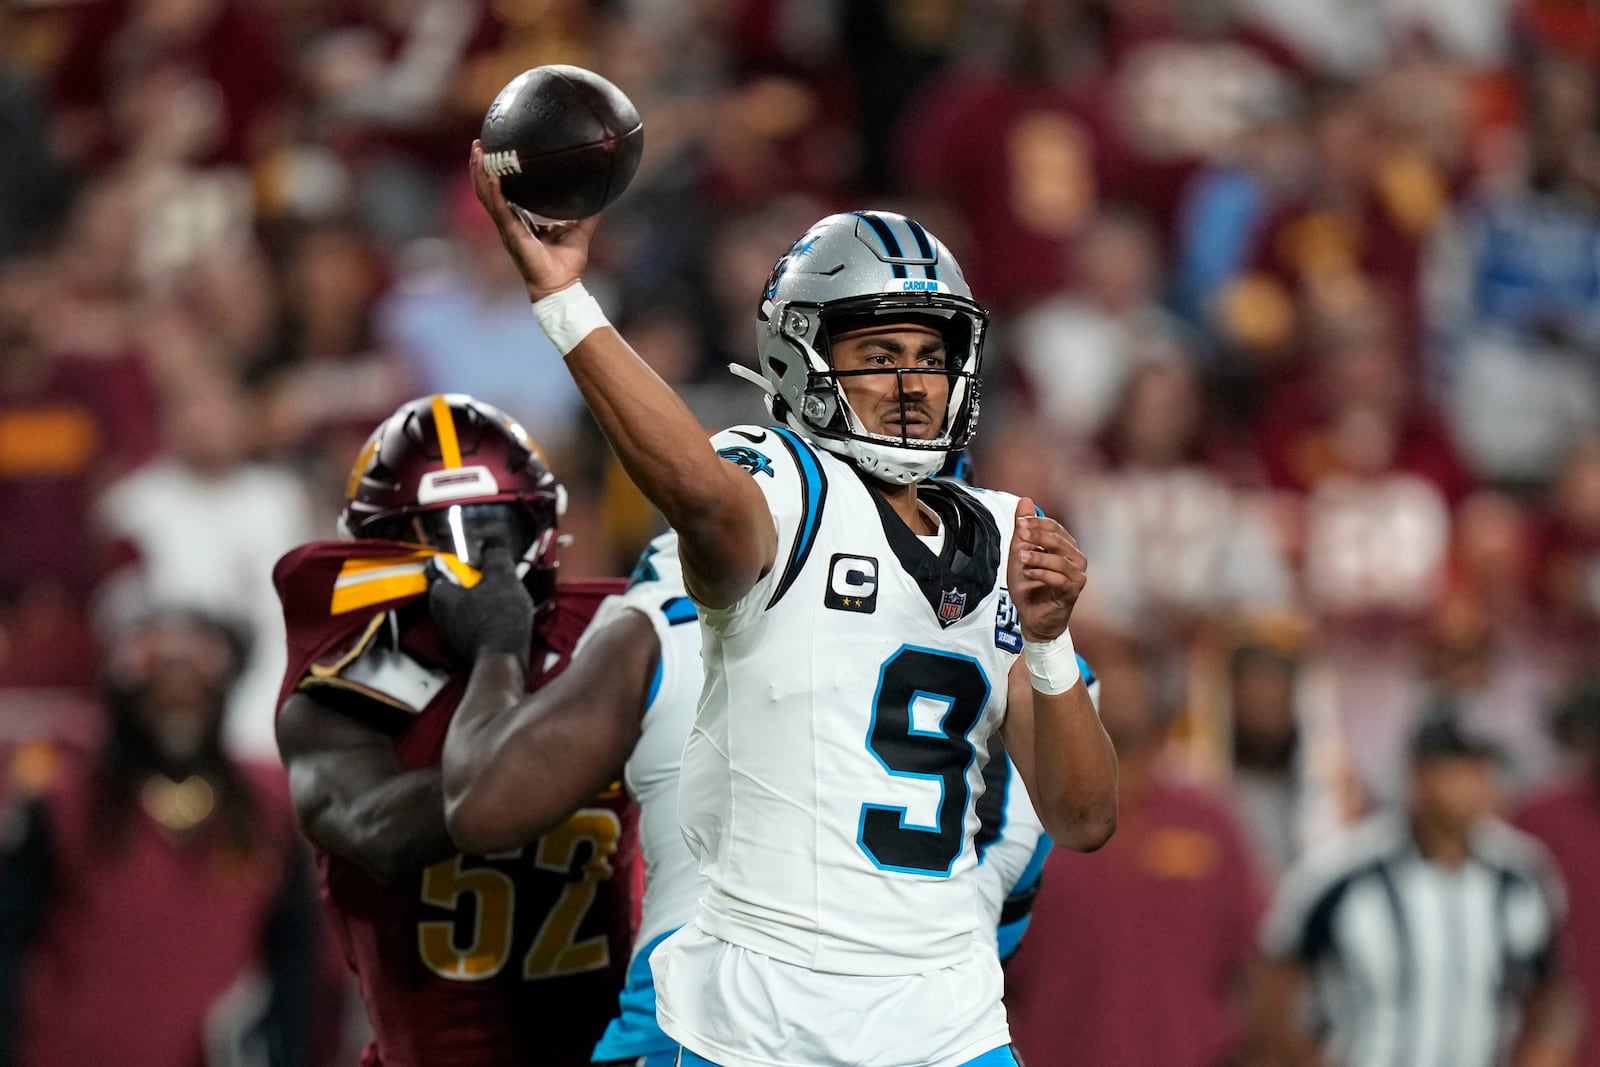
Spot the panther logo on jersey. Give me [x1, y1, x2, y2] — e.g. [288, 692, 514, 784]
[716, 446, 774, 478]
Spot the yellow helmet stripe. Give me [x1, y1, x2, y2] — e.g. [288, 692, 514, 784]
[431, 395, 463, 469]
[345, 437, 380, 499]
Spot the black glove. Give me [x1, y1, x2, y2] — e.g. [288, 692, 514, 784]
[426, 541, 536, 669]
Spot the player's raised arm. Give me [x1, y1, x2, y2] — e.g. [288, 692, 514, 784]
[1001, 498, 1118, 852]
[468, 143, 774, 608]
[429, 545, 657, 853]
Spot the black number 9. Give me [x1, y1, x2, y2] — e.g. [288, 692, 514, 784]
[858, 646, 992, 876]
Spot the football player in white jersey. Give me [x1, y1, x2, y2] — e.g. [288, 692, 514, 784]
[437, 517, 1101, 1066]
[464, 142, 1118, 1067]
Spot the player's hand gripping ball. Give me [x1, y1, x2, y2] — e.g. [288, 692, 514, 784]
[479, 65, 644, 222]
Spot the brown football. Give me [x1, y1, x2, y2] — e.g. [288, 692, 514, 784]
[480, 65, 644, 222]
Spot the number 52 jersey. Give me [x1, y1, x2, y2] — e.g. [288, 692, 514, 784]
[273, 541, 638, 1067]
[675, 426, 1029, 976]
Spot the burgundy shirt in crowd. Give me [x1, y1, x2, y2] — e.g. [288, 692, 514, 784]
[1005, 774, 1267, 1067]
[1514, 774, 1600, 1067]
[18, 761, 309, 1067]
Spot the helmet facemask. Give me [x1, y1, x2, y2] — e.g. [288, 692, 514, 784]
[338, 395, 568, 611]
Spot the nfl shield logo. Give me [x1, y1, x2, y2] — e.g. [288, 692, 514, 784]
[938, 588, 967, 626]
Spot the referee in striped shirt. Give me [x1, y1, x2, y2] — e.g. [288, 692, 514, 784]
[1255, 709, 1582, 1067]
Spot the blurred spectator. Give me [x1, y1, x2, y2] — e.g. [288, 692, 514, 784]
[1065, 356, 1292, 641]
[1515, 678, 1600, 1067]
[1172, 82, 1313, 329]
[1535, 435, 1600, 645]
[898, 0, 1121, 311]
[1005, 638, 1267, 1067]
[1257, 710, 1579, 1067]
[1011, 207, 1200, 442]
[252, 218, 416, 516]
[1430, 54, 1600, 487]
[1260, 295, 1470, 618]
[1514, 0, 1600, 66]
[95, 368, 314, 759]
[840, 0, 969, 195]
[1407, 493, 1569, 793]
[1234, 0, 1517, 77]
[0, 609, 323, 1067]
[1223, 81, 1453, 383]
[0, 63, 71, 259]
[294, 0, 500, 245]
[47, 0, 290, 170]
[378, 178, 586, 465]
[1222, 629, 1357, 879]
[1404, 597, 1566, 798]
[1087, 0, 1307, 230]
[0, 252, 159, 689]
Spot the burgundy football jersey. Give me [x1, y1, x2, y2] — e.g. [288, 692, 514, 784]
[274, 541, 637, 1067]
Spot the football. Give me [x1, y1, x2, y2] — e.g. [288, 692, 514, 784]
[480, 65, 645, 222]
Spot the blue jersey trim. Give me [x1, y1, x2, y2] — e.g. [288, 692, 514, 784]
[1012, 834, 1053, 896]
[996, 833, 1052, 961]
[765, 426, 827, 610]
[644, 657, 664, 711]
[1077, 653, 1097, 688]
[592, 929, 681, 1060]
[661, 596, 697, 625]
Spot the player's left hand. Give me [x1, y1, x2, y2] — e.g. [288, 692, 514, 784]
[426, 541, 536, 669]
[469, 139, 598, 302]
[1007, 497, 1087, 643]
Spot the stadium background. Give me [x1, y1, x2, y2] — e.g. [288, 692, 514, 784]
[1, 0, 1597, 1062]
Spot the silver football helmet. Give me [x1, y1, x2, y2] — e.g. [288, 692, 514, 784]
[738, 211, 988, 484]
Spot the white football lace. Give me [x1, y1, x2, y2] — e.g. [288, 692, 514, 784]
[483, 150, 523, 177]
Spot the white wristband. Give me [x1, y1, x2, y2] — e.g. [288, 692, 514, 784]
[531, 281, 609, 356]
[1023, 630, 1081, 695]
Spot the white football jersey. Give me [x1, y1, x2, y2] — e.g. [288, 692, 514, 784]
[596, 528, 1089, 1064]
[654, 426, 1031, 1066]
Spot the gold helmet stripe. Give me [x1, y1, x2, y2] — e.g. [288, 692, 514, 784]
[430, 395, 463, 469]
[345, 436, 380, 499]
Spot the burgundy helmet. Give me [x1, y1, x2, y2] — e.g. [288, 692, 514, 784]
[340, 394, 565, 607]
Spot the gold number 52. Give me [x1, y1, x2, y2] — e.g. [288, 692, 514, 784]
[417, 808, 623, 981]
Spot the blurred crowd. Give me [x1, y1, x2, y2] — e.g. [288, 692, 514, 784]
[2, 0, 1599, 1064]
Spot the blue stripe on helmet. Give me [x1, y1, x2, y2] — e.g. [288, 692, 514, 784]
[852, 211, 909, 280]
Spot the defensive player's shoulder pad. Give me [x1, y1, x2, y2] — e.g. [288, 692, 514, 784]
[274, 539, 446, 624]
[296, 607, 451, 719]
[275, 539, 473, 717]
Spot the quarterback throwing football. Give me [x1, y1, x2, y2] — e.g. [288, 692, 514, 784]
[470, 139, 1117, 1067]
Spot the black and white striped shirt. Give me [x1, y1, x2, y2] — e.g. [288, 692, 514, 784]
[1262, 816, 1565, 1067]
